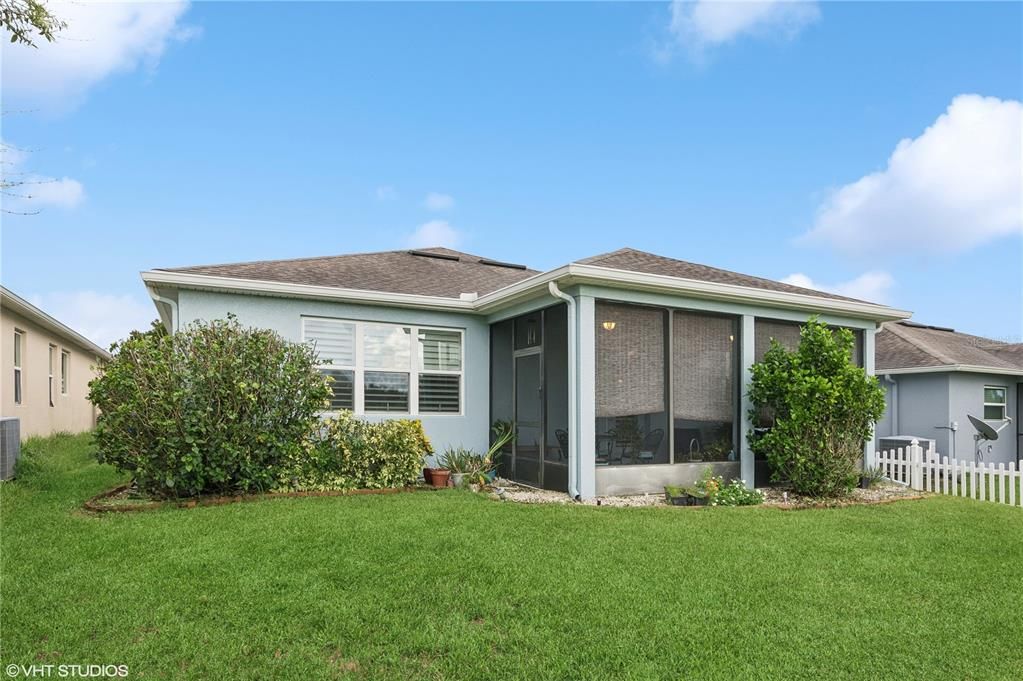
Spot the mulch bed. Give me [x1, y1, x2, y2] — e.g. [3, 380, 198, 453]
[83, 482, 437, 513]
[760, 483, 927, 510]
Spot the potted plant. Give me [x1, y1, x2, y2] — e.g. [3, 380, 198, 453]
[430, 468, 451, 489]
[439, 447, 476, 487]
[482, 421, 515, 483]
[664, 485, 688, 506]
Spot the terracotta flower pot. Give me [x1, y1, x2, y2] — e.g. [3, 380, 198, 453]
[423, 467, 434, 485]
[430, 469, 451, 489]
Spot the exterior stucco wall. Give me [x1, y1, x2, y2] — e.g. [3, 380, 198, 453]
[948, 372, 1019, 465]
[874, 373, 951, 456]
[1, 308, 103, 439]
[176, 289, 491, 457]
[875, 372, 1021, 465]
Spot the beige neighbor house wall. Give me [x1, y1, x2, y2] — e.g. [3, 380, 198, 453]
[1, 288, 110, 439]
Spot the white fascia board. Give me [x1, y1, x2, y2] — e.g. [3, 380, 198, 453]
[140, 270, 477, 312]
[0, 285, 112, 359]
[476, 264, 912, 322]
[881, 365, 1023, 377]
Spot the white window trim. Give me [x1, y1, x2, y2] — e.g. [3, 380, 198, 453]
[13, 329, 23, 406]
[60, 349, 70, 396]
[48, 344, 56, 407]
[983, 385, 1007, 421]
[302, 316, 465, 417]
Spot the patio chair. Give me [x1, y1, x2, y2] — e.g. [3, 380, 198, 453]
[555, 429, 569, 461]
[637, 428, 665, 463]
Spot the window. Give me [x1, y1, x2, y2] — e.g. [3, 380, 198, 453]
[418, 329, 461, 413]
[305, 318, 355, 410]
[363, 324, 411, 413]
[984, 386, 1007, 420]
[60, 349, 70, 395]
[303, 318, 463, 415]
[48, 345, 56, 407]
[13, 330, 23, 405]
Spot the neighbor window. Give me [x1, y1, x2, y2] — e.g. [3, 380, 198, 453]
[48, 345, 56, 407]
[13, 330, 23, 405]
[60, 349, 70, 395]
[984, 386, 1007, 420]
[303, 317, 463, 415]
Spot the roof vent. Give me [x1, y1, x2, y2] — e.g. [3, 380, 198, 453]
[900, 321, 955, 333]
[479, 258, 527, 270]
[408, 249, 460, 262]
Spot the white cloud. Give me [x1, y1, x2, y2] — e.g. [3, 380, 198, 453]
[375, 185, 398, 201]
[423, 192, 455, 211]
[28, 291, 156, 349]
[404, 220, 461, 249]
[1, 0, 196, 108]
[803, 94, 1023, 256]
[782, 271, 894, 303]
[2, 140, 85, 211]
[666, 0, 819, 55]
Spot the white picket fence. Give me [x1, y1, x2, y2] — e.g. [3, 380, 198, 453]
[870, 441, 1022, 507]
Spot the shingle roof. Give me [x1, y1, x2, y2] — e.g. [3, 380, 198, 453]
[574, 248, 864, 303]
[876, 321, 1023, 373]
[157, 247, 539, 299]
[156, 245, 887, 307]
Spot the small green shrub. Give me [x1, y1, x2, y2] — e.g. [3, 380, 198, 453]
[689, 468, 764, 507]
[278, 411, 432, 491]
[748, 318, 885, 498]
[89, 318, 332, 498]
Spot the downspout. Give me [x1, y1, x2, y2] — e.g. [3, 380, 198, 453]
[548, 281, 580, 501]
[883, 374, 898, 435]
[147, 287, 178, 334]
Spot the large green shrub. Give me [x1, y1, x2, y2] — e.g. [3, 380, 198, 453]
[277, 411, 432, 491]
[88, 317, 332, 498]
[747, 318, 885, 497]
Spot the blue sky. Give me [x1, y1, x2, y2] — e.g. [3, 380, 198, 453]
[2, 1, 1021, 347]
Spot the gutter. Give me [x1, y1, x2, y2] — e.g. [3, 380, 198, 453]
[883, 374, 898, 436]
[548, 281, 580, 501]
[147, 286, 178, 333]
[880, 364, 1023, 377]
[0, 285, 111, 360]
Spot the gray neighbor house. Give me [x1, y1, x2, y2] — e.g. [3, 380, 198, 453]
[875, 321, 1022, 466]
[141, 246, 910, 499]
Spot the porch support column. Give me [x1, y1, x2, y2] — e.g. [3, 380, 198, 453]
[863, 326, 877, 469]
[577, 295, 597, 499]
[739, 315, 756, 490]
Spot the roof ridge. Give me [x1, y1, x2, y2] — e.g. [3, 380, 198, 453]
[577, 247, 867, 304]
[883, 321, 959, 366]
[157, 246, 516, 273]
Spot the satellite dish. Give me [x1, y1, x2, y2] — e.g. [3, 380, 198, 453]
[968, 414, 999, 441]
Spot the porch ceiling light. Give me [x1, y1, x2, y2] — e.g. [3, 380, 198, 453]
[602, 321, 616, 331]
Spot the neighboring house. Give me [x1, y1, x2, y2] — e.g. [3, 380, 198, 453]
[875, 321, 1022, 466]
[1, 286, 111, 439]
[141, 247, 908, 498]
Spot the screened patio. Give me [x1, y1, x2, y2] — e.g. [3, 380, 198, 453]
[490, 294, 869, 497]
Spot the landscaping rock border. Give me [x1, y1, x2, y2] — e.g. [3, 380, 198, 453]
[83, 482, 437, 513]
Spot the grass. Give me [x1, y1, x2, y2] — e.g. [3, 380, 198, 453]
[2, 434, 1022, 680]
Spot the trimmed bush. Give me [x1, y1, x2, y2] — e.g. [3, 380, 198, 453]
[277, 411, 432, 491]
[88, 318, 332, 498]
[747, 318, 885, 498]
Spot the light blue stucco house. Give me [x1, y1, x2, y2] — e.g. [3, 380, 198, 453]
[142, 247, 909, 498]
[875, 321, 1022, 466]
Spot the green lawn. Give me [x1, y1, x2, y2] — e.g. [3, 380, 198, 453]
[3, 434, 1022, 680]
